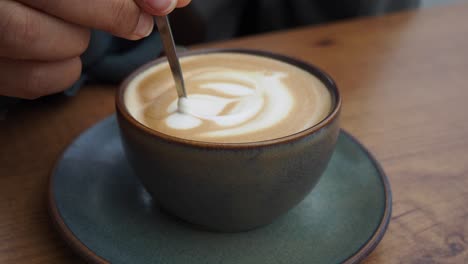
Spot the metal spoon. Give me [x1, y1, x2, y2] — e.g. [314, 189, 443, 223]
[155, 16, 187, 98]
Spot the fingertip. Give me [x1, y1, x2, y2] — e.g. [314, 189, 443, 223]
[176, 0, 191, 8]
[68, 57, 83, 83]
[138, 0, 177, 16]
[35, 57, 83, 99]
[130, 12, 154, 40]
[38, 57, 83, 98]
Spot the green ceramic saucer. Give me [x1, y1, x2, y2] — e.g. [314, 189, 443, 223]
[49, 115, 391, 264]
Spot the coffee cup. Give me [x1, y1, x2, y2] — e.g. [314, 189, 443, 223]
[116, 49, 341, 232]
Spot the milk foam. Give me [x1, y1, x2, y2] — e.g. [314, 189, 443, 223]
[166, 70, 292, 138]
[124, 53, 332, 143]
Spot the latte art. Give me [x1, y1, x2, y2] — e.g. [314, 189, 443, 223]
[125, 53, 332, 143]
[167, 69, 292, 139]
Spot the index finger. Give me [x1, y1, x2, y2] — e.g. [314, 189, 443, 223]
[17, 0, 154, 40]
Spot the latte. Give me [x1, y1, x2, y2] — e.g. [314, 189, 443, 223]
[125, 53, 331, 143]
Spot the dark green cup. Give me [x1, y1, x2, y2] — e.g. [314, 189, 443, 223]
[116, 49, 341, 232]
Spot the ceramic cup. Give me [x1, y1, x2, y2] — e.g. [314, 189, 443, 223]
[116, 49, 342, 232]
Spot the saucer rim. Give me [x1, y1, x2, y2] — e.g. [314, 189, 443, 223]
[48, 116, 392, 264]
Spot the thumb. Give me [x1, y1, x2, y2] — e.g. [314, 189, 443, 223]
[135, 0, 177, 16]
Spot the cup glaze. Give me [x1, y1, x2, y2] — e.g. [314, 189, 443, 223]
[116, 49, 341, 232]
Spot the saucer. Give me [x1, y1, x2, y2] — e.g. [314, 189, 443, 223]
[49, 115, 391, 264]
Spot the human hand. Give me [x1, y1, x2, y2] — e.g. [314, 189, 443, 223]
[134, 0, 191, 16]
[0, 0, 191, 99]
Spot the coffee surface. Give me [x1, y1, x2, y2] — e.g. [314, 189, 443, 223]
[125, 53, 331, 143]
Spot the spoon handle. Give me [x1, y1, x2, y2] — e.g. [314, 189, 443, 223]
[155, 16, 187, 98]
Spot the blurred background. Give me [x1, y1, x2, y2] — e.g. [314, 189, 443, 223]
[168, 0, 465, 46]
[422, 0, 461, 6]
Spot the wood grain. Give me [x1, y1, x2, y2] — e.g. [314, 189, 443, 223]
[1, 3, 468, 263]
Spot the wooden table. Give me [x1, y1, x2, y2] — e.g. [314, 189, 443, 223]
[1, 3, 468, 263]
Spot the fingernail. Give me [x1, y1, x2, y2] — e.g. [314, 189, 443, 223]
[145, 0, 176, 14]
[134, 12, 154, 38]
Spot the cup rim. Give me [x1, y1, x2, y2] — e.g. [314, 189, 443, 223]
[116, 48, 342, 149]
